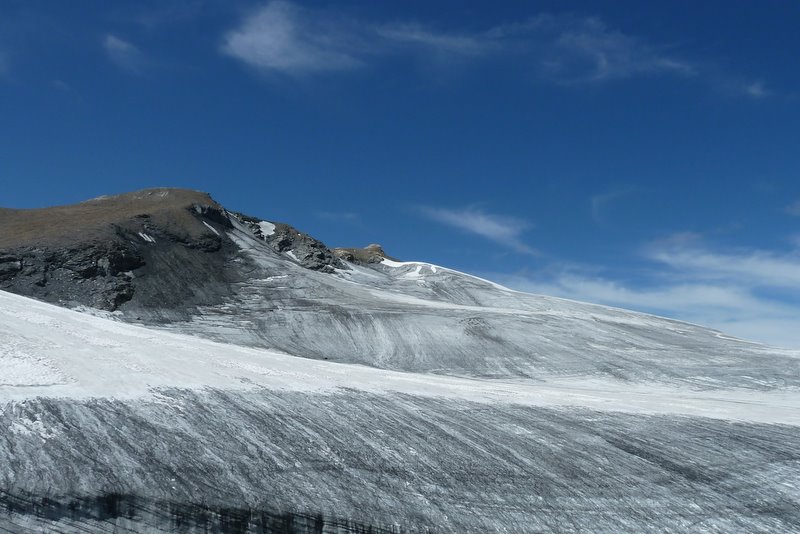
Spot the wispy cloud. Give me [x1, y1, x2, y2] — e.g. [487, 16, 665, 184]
[715, 77, 774, 99]
[646, 236, 800, 289]
[221, 1, 496, 75]
[493, 14, 694, 84]
[377, 23, 495, 57]
[52, 79, 69, 91]
[103, 34, 145, 73]
[785, 200, 800, 216]
[494, 235, 800, 347]
[418, 206, 537, 255]
[590, 189, 633, 222]
[501, 271, 800, 348]
[221, 1, 365, 75]
[220, 3, 768, 97]
[506, 272, 787, 318]
[742, 80, 769, 99]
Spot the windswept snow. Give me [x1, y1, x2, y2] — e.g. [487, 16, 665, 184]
[381, 258, 513, 291]
[1, 290, 799, 424]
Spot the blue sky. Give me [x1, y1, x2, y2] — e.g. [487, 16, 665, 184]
[2, 1, 800, 347]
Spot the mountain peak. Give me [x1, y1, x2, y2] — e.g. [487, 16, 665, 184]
[0, 188, 234, 311]
[0, 188, 347, 314]
[0, 188, 222, 248]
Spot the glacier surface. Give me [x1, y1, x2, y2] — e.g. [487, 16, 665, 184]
[2, 214, 800, 532]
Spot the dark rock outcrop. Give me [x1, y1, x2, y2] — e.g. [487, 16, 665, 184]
[232, 212, 346, 273]
[0, 189, 238, 313]
[0, 188, 353, 315]
[1, 243, 144, 310]
[333, 243, 397, 265]
[0, 255, 22, 281]
[267, 222, 347, 273]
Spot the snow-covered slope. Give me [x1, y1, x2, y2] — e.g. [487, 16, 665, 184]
[141, 216, 800, 391]
[2, 289, 800, 532]
[2, 289, 798, 422]
[3, 189, 800, 532]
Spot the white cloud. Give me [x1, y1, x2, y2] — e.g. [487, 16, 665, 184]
[786, 200, 800, 216]
[743, 80, 769, 99]
[646, 240, 800, 289]
[489, 14, 694, 84]
[590, 189, 632, 222]
[220, 6, 685, 81]
[506, 273, 788, 318]
[377, 24, 495, 57]
[716, 78, 774, 99]
[221, 2, 500, 76]
[219, 4, 767, 96]
[418, 206, 537, 255]
[544, 17, 693, 83]
[220, 1, 364, 75]
[103, 34, 145, 73]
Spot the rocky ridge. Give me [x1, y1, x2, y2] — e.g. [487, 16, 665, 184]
[0, 189, 351, 313]
[231, 211, 347, 273]
[333, 243, 397, 265]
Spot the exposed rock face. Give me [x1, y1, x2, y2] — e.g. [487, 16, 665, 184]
[232, 212, 346, 273]
[0, 243, 144, 310]
[333, 243, 397, 265]
[0, 255, 23, 281]
[0, 189, 346, 315]
[0, 189, 235, 313]
[267, 222, 346, 273]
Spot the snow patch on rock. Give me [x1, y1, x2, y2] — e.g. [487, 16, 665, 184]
[138, 232, 156, 243]
[258, 221, 276, 237]
[202, 221, 220, 236]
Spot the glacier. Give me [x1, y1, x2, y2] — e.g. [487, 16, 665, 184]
[1, 189, 800, 532]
